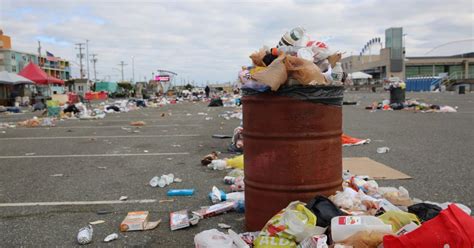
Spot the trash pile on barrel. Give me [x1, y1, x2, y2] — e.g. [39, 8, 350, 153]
[239, 27, 346, 93]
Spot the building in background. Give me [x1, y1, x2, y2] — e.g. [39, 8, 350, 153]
[65, 79, 90, 96]
[341, 27, 473, 91]
[0, 30, 71, 80]
[0, 49, 38, 73]
[0, 30, 12, 49]
[38, 52, 71, 80]
[341, 27, 406, 81]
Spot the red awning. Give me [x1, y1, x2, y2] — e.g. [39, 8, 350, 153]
[18, 62, 64, 85]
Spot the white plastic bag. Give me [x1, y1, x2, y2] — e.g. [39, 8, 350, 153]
[307, 41, 332, 63]
[194, 229, 234, 248]
[331, 187, 361, 210]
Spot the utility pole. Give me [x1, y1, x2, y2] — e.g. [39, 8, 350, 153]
[131, 56, 135, 84]
[37, 41, 41, 64]
[75, 43, 85, 79]
[86, 39, 90, 81]
[118, 61, 127, 82]
[91, 54, 98, 82]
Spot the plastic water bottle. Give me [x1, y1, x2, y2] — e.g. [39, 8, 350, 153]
[330, 216, 392, 242]
[208, 159, 227, 170]
[77, 225, 93, 245]
[234, 200, 245, 213]
[167, 189, 195, 196]
[331, 62, 343, 85]
[149, 176, 160, 187]
[277, 27, 306, 47]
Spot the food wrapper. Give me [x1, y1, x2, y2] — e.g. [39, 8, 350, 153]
[254, 201, 325, 248]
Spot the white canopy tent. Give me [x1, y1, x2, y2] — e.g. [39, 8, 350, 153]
[0, 71, 34, 85]
[349, 71, 373, 80]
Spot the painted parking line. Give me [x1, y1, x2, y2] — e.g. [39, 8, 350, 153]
[12, 124, 202, 129]
[0, 152, 189, 159]
[78, 118, 200, 122]
[0, 199, 157, 207]
[0, 134, 199, 140]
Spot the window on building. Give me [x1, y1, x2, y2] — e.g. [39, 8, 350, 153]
[22, 55, 27, 61]
[11, 54, 15, 60]
[12, 65, 17, 72]
[78, 86, 84, 91]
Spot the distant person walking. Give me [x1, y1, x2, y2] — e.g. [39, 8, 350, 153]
[205, 85, 210, 98]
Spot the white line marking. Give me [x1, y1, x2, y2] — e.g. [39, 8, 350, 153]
[12, 124, 202, 129]
[0, 134, 199, 140]
[78, 119, 199, 122]
[0, 199, 157, 207]
[0, 152, 189, 159]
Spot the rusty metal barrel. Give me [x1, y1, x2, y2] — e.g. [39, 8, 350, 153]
[242, 86, 343, 231]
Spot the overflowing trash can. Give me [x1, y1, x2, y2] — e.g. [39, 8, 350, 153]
[242, 85, 344, 231]
[389, 87, 405, 104]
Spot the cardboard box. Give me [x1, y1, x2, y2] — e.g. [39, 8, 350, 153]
[192, 201, 236, 219]
[120, 211, 161, 232]
[170, 210, 190, 231]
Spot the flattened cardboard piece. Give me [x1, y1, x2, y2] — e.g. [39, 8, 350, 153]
[120, 211, 161, 232]
[343, 157, 412, 180]
[144, 220, 161, 230]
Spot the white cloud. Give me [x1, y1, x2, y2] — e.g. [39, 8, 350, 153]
[1, 0, 473, 84]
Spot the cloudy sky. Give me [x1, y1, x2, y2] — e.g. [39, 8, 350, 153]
[1, 0, 473, 84]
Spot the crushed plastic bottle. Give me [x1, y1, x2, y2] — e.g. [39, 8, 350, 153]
[77, 225, 93, 245]
[208, 159, 227, 170]
[157, 177, 167, 188]
[149, 176, 160, 187]
[162, 174, 174, 185]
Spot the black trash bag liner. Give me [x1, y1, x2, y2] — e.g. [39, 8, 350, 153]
[64, 104, 80, 114]
[307, 195, 344, 228]
[390, 102, 404, 110]
[106, 105, 120, 112]
[208, 98, 223, 107]
[242, 85, 344, 106]
[408, 203, 442, 222]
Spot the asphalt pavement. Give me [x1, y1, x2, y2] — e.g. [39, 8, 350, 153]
[0, 91, 473, 247]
